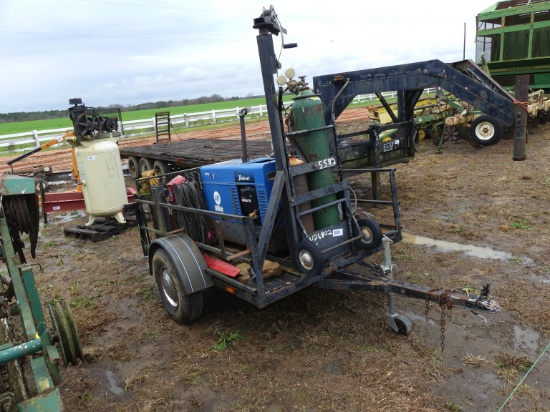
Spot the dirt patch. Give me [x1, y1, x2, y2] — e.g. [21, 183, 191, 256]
[21, 112, 550, 411]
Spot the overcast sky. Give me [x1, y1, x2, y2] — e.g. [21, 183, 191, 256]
[0, 0, 493, 113]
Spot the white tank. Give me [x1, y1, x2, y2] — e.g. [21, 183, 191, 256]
[75, 136, 127, 226]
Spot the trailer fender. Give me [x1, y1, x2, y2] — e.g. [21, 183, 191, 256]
[149, 234, 213, 294]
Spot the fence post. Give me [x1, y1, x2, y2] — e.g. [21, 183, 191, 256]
[184, 114, 189, 128]
[212, 110, 217, 124]
[32, 130, 40, 148]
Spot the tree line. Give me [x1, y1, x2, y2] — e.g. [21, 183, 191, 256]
[0, 94, 251, 123]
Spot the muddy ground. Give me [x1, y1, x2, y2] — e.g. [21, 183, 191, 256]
[21, 112, 550, 411]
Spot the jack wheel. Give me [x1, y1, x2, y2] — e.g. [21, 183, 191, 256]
[389, 314, 412, 335]
[356, 217, 382, 250]
[152, 248, 204, 324]
[294, 240, 324, 276]
[48, 300, 83, 366]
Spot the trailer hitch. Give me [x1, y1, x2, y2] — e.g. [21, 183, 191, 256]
[318, 236, 500, 337]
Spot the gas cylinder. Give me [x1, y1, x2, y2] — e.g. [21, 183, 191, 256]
[75, 137, 127, 225]
[291, 87, 339, 230]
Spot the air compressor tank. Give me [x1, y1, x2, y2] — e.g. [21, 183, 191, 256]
[75, 137, 127, 225]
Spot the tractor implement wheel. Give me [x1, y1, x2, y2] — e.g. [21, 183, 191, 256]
[48, 300, 83, 366]
[470, 115, 503, 146]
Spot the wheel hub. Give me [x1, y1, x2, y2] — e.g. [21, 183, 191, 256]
[475, 122, 495, 140]
[361, 227, 373, 243]
[161, 269, 178, 309]
[298, 249, 314, 271]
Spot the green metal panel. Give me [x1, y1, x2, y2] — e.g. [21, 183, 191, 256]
[0, 175, 35, 196]
[17, 388, 63, 412]
[29, 357, 54, 394]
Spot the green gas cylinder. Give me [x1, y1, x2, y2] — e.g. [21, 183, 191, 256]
[291, 87, 340, 230]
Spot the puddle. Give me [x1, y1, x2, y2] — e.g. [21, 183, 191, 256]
[106, 370, 124, 395]
[513, 325, 540, 354]
[40, 210, 86, 226]
[401, 232, 529, 262]
[528, 273, 550, 284]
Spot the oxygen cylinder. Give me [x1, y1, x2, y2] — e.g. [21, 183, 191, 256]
[291, 87, 339, 230]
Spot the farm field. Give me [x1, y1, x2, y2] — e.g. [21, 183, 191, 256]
[0, 96, 300, 136]
[11, 108, 550, 411]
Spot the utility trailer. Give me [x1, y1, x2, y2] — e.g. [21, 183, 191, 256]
[129, 6, 504, 335]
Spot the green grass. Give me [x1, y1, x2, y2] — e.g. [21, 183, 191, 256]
[0, 96, 295, 136]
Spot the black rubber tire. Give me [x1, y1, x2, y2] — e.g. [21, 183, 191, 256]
[470, 115, 503, 146]
[152, 248, 204, 324]
[153, 160, 170, 175]
[139, 157, 154, 175]
[394, 315, 412, 335]
[294, 240, 324, 276]
[128, 156, 140, 179]
[356, 217, 383, 250]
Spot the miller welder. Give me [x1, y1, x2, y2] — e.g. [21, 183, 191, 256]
[200, 157, 287, 252]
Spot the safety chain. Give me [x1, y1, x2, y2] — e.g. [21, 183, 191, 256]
[424, 289, 454, 351]
[438, 290, 454, 352]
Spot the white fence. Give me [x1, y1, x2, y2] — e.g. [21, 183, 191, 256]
[0, 90, 432, 154]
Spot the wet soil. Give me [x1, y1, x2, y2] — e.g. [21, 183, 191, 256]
[23, 111, 550, 411]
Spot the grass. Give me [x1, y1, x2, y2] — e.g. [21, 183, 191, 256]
[212, 328, 241, 351]
[0, 96, 294, 136]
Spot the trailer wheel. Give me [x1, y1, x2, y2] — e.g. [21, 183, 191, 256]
[152, 248, 204, 324]
[294, 240, 324, 276]
[356, 217, 382, 250]
[153, 160, 170, 175]
[139, 157, 154, 175]
[470, 115, 503, 146]
[128, 156, 140, 179]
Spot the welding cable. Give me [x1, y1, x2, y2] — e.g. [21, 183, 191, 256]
[173, 182, 210, 244]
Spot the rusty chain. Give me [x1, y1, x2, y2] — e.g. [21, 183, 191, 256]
[425, 289, 454, 351]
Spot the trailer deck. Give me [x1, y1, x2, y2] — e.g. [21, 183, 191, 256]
[120, 138, 274, 170]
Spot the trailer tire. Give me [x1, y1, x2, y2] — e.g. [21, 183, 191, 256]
[470, 115, 503, 146]
[356, 217, 382, 250]
[294, 240, 324, 276]
[153, 160, 170, 175]
[152, 248, 204, 324]
[139, 157, 154, 175]
[128, 156, 140, 179]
